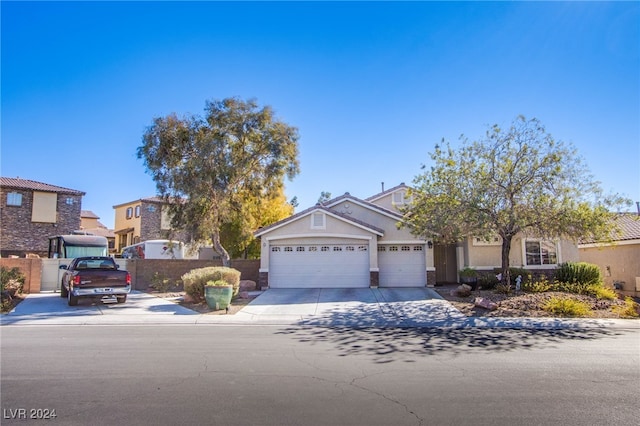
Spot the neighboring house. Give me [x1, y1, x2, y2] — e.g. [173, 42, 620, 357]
[579, 213, 640, 297]
[0, 177, 84, 257]
[79, 210, 117, 254]
[255, 183, 580, 289]
[112, 197, 186, 253]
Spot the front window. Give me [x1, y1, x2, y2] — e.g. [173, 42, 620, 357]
[126, 207, 133, 219]
[525, 240, 558, 266]
[6, 192, 22, 206]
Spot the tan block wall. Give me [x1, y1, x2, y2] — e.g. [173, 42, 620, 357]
[0, 258, 42, 293]
[579, 243, 640, 297]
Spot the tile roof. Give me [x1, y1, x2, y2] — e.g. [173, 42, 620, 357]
[81, 210, 100, 219]
[0, 177, 84, 195]
[580, 213, 640, 244]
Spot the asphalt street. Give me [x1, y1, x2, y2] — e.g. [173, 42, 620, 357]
[2, 325, 639, 426]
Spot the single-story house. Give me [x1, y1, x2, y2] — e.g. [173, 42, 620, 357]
[579, 212, 640, 297]
[255, 183, 581, 289]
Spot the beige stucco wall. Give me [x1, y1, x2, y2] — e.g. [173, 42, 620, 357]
[114, 202, 142, 235]
[579, 242, 640, 296]
[330, 200, 419, 242]
[257, 211, 379, 270]
[465, 235, 579, 271]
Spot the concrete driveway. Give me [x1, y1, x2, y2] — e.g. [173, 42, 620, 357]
[234, 287, 467, 327]
[1, 291, 199, 325]
[3, 288, 634, 329]
[2, 287, 464, 326]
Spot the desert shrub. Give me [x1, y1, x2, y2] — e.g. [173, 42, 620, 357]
[522, 277, 553, 293]
[1, 266, 25, 295]
[206, 279, 230, 287]
[612, 297, 639, 318]
[592, 286, 617, 301]
[543, 296, 592, 317]
[555, 262, 602, 286]
[552, 281, 594, 295]
[494, 283, 512, 294]
[478, 274, 499, 290]
[182, 267, 241, 301]
[150, 272, 173, 292]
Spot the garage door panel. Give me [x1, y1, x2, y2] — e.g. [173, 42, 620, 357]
[269, 244, 369, 288]
[378, 245, 426, 288]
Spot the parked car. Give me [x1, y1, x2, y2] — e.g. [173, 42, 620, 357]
[59, 257, 131, 306]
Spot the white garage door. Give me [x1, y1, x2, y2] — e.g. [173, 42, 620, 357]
[378, 244, 426, 287]
[269, 243, 370, 288]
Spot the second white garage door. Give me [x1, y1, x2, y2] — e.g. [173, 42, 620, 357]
[378, 244, 426, 287]
[269, 243, 370, 288]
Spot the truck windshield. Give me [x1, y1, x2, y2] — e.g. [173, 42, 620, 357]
[66, 246, 108, 258]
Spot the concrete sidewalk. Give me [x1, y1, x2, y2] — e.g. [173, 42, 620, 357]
[2, 288, 638, 329]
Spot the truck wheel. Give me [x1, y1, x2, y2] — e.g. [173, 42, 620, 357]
[60, 283, 68, 298]
[116, 295, 127, 304]
[67, 290, 79, 306]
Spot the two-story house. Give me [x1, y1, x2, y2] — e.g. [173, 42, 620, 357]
[113, 197, 185, 253]
[0, 177, 84, 257]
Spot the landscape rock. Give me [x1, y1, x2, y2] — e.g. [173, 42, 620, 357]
[474, 297, 498, 311]
[239, 280, 257, 291]
[239, 291, 250, 299]
[453, 285, 472, 297]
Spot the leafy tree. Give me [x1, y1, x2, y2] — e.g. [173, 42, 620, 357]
[402, 116, 629, 285]
[138, 97, 300, 266]
[220, 187, 294, 259]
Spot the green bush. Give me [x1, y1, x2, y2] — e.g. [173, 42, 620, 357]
[555, 262, 602, 286]
[478, 274, 499, 290]
[543, 296, 592, 317]
[182, 267, 241, 302]
[150, 272, 173, 292]
[1, 266, 25, 294]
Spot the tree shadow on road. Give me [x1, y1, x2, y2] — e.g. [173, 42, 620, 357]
[275, 303, 625, 364]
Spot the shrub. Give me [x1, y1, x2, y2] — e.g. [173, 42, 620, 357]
[552, 281, 594, 295]
[494, 283, 512, 294]
[612, 297, 640, 318]
[522, 277, 553, 293]
[478, 274, 499, 290]
[542, 297, 591, 317]
[1, 266, 25, 295]
[182, 267, 241, 302]
[150, 272, 173, 292]
[206, 279, 230, 287]
[592, 286, 617, 301]
[555, 262, 602, 286]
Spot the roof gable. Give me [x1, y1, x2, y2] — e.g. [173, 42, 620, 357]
[365, 183, 409, 203]
[254, 204, 384, 237]
[0, 177, 84, 195]
[325, 192, 403, 221]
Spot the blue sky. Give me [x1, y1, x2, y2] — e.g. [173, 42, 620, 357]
[2, 1, 639, 229]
